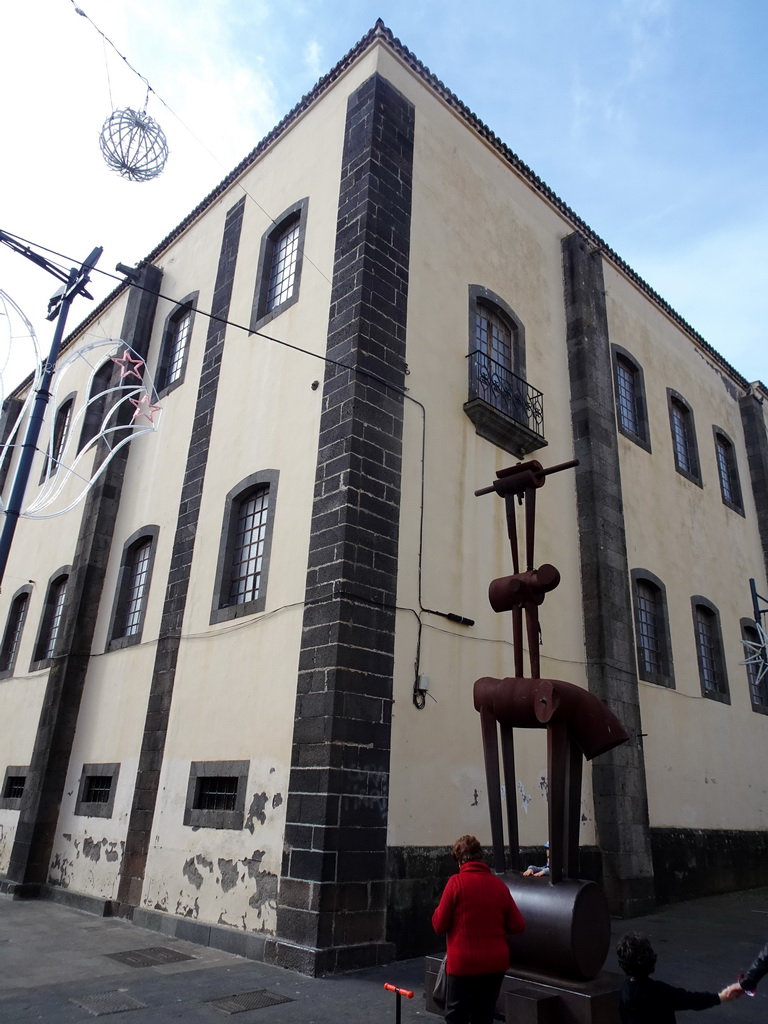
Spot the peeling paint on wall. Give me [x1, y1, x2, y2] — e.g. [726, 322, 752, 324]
[183, 857, 205, 889]
[271, 793, 283, 809]
[218, 858, 239, 893]
[245, 792, 268, 833]
[518, 782, 532, 814]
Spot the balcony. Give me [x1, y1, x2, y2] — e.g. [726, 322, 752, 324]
[464, 350, 546, 458]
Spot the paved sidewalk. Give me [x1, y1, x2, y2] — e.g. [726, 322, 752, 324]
[2, 887, 768, 1023]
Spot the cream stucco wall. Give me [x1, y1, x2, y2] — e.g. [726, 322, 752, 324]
[378, 47, 594, 851]
[604, 260, 768, 830]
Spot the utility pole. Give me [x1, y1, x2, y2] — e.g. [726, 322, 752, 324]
[0, 234, 102, 589]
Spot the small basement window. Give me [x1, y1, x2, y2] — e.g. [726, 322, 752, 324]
[75, 763, 120, 819]
[0, 766, 28, 809]
[184, 760, 249, 830]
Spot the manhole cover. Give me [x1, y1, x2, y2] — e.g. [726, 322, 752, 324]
[71, 992, 147, 1016]
[105, 945, 195, 968]
[207, 990, 294, 1014]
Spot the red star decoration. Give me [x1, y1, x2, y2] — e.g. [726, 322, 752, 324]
[129, 393, 162, 424]
[112, 350, 145, 382]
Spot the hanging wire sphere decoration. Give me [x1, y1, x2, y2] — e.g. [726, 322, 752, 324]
[99, 107, 169, 182]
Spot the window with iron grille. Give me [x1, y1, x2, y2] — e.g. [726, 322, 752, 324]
[75, 763, 120, 818]
[157, 295, 197, 394]
[713, 429, 743, 513]
[107, 527, 158, 650]
[184, 761, 249, 829]
[740, 619, 768, 715]
[79, 361, 115, 451]
[229, 488, 269, 606]
[4, 775, 24, 799]
[667, 390, 701, 484]
[692, 598, 729, 702]
[612, 348, 650, 449]
[42, 397, 74, 480]
[631, 570, 674, 686]
[250, 200, 308, 329]
[0, 765, 28, 809]
[31, 570, 70, 668]
[211, 471, 278, 625]
[0, 588, 30, 677]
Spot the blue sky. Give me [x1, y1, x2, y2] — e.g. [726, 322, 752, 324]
[1, 0, 766, 390]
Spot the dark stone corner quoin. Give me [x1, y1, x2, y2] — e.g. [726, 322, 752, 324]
[273, 71, 414, 976]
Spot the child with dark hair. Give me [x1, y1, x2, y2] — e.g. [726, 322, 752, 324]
[616, 933, 742, 1023]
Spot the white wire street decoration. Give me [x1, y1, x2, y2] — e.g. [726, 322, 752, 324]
[0, 333, 162, 519]
[99, 107, 169, 182]
[740, 621, 768, 697]
[0, 289, 44, 407]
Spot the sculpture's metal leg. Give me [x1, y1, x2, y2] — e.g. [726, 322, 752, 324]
[480, 707, 506, 872]
[547, 720, 568, 884]
[563, 737, 583, 879]
[500, 722, 519, 872]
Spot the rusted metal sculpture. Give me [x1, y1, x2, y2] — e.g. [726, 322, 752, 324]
[473, 459, 629, 980]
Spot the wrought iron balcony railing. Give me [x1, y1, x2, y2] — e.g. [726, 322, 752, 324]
[467, 350, 544, 436]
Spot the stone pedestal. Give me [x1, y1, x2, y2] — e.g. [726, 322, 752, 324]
[425, 955, 623, 1024]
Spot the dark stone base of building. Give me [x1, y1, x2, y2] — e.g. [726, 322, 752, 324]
[650, 828, 768, 904]
[425, 955, 623, 1024]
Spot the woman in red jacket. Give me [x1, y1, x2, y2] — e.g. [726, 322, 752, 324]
[433, 835, 525, 1024]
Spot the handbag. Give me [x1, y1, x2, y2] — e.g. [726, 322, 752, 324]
[433, 955, 448, 1007]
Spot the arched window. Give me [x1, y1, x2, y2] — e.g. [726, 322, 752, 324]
[157, 294, 197, 393]
[741, 619, 768, 713]
[713, 428, 743, 513]
[0, 585, 31, 677]
[667, 390, 701, 484]
[107, 527, 159, 649]
[42, 395, 75, 480]
[250, 200, 308, 328]
[31, 568, 70, 668]
[465, 286, 542, 457]
[691, 597, 729, 702]
[79, 361, 115, 451]
[631, 570, 674, 686]
[211, 470, 279, 624]
[612, 347, 650, 449]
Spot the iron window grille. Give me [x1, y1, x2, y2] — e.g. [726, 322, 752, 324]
[250, 200, 308, 329]
[0, 765, 28, 809]
[741, 620, 768, 714]
[668, 391, 701, 484]
[79, 362, 115, 451]
[714, 430, 743, 512]
[43, 398, 74, 479]
[0, 590, 30, 675]
[157, 296, 197, 394]
[692, 600, 729, 702]
[75, 763, 120, 818]
[266, 221, 300, 312]
[107, 527, 158, 650]
[4, 775, 25, 799]
[631, 570, 674, 686]
[84, 775, 113, 803]
[184, 760, 249, 829]
[211, 471, 278, 625]
[195, 776, 238, 811]
[229, 487, 270, 607]
[33, 573, 69, 666]
[123, 540, 152, 636]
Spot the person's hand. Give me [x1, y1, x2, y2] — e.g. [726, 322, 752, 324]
[719, 983, 746, 1002]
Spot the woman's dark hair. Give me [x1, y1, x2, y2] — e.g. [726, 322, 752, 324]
[451, 835, 483, 864]
[616, 933, 658, 978]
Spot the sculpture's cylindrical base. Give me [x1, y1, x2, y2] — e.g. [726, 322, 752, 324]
[503, 875, 610, 980]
